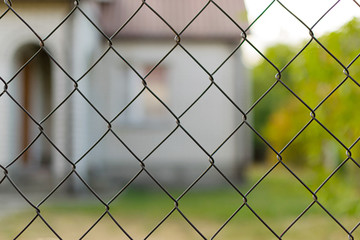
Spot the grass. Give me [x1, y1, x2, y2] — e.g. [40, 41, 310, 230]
[1, 164, 359, 239]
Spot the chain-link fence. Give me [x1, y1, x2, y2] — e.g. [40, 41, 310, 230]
[0, 0, 359, 239]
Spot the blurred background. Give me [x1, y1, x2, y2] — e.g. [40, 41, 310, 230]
[0, 0, 359, 239]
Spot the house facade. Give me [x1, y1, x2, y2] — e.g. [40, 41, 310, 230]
[0, 0, 251, 190]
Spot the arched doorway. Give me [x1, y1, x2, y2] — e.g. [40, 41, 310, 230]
[16, 44, 52, 170]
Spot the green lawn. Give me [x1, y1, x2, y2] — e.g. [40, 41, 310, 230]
[1, 165, 359, 239]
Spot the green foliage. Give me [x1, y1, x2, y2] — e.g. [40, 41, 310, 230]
[252, 18, 360, 170]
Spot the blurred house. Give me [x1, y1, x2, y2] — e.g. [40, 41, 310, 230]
[0, 0, 251, 190]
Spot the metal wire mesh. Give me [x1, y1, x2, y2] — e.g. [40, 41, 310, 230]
[0, 0, 359, 239]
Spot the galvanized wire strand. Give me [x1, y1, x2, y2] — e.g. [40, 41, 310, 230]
[351, 222, 360, 236]
[211, 202, 247, 239]
[0, 0, 359, 239]
[279, 201, 317, 238]
[245, 202, 282, 239]
[110, 2, 144, 40]
[4, 1, 44, 46]
[316, 200, 354, 239]
[0, 6, 10, 19]
[144, 208, 177, 239]
[177, 0, 211, 37]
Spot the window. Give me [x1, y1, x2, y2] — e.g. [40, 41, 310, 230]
[143, 65, 168, 119]
[124, 64, 169, 125]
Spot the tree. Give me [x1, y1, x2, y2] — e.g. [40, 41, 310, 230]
[252, 18, 360, 170]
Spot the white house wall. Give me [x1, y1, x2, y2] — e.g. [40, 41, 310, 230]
[0, 1, 252, 187]
[0, 2, 71, 179]
[86, 40, 251, 185]
[69, 1, 103, 186]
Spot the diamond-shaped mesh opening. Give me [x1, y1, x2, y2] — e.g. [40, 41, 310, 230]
[111, 116, 178, 160]
[145, 0, 209, 34]
[69, 92, 109, 161]
[144, 129, 211, 192]
[78, 213, 132, 240]
[278, 122, 346, 186]
[76, 132, 143, 198]
[114, 1, 175, 39]
[13, 216, 61, 240]
[213, 206, 281, 240]
[245, 1, 310, 51]
[175, 168, 244, 238]
[82, 51, 130, 120]
[32, 174, 108, 239]
[213, 45, 251, 103]
[251, 60, 279, 102]
[145, 211, 206, 240]
[276, 0, 335, 28]
[311, 0, 360, 38]
[180, 4, 243, 71]
[312, 23, 360, 66]
[283, 204, 353, 240]
[253, 83, 312, 152]
[111, 40, 178, 81]
[1, 0, 359, 239]
[100, 0, 142, 37]
[45, 9, 109, 80]
[107, 173, 175, 239]
[180, 86, 242, 153]
[4, 1, 72, 40]
[282, 40, 347, 109]
[6, 134, 65, 187]
[245, 165, 314, 235]
[315, 80, 360, 147]
[315, 160, 360, 229]
[158, 46, 212, 115]
[211, 124, 252, 180]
